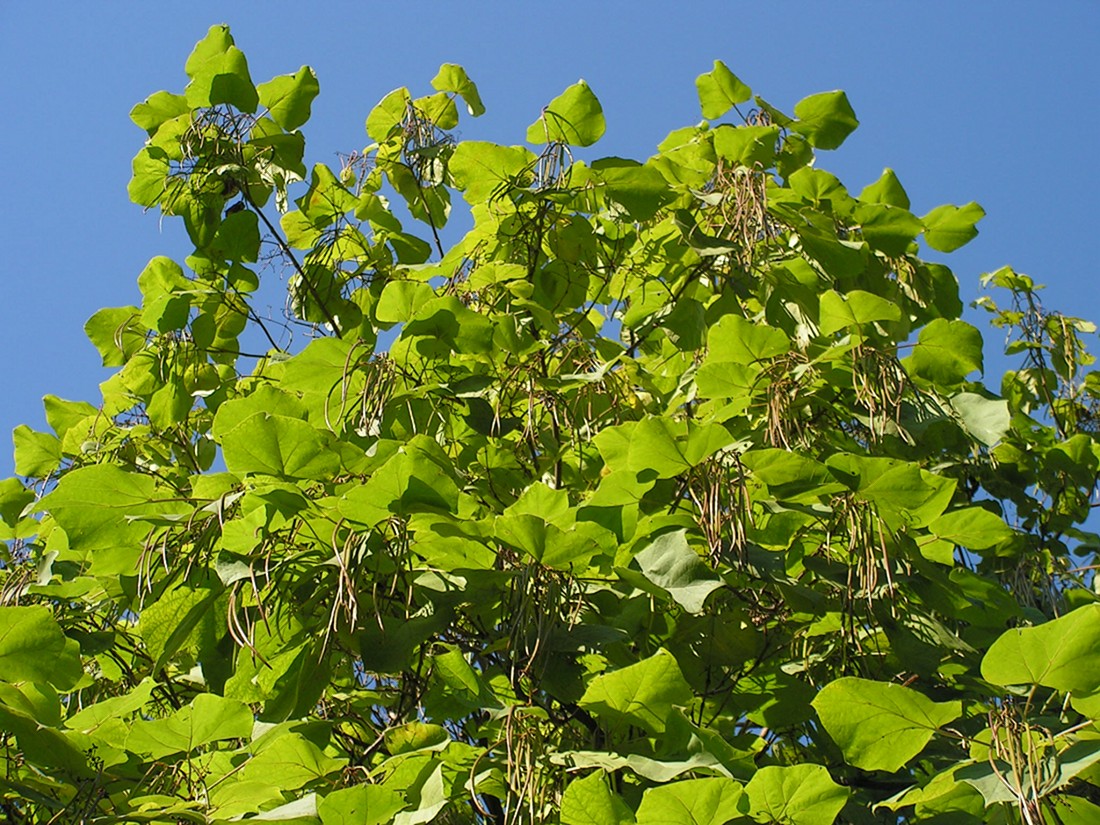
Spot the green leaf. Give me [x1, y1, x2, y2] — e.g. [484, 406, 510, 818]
[827, 454, 955, 529]
[431, 63, 485, 117]
[376, 281, 437, 324]
[494, 513, 605, 570]
[712, 124, 779, 167]
[220, 413, 342, 479]
[859, 167, 910, 209]
[138, 583, 221, 670]
[813, 677, 961, 772]
[39, 464, 186, 572]
[183, 25, 259, 112]
[450, 141, 536, 204]
[633, 529, 722, 614]
[126, 694, 253, 758]
[84, 305, 144, 366]
[365, 86, 411, 142]
[922, 202, 985, 252]
[930, 507, 1014, 550]
[341, 438, 460, 523]
[258, 66, 320, 131]
[65, 678, 157, 732]
[318, 785, 407, 825]
[792, 90, 859, 150]
[210, 206, 261, 262]
[241, 733, 346, 791]
[695, 60, 751, 120]
[950, 391, 1010, 446]
[554, 749, 729, 784]
[904, 318, 984, 386]
[130, 90, 190, 134]
[578, 649, 693, 734]
[384, 722, 450, 756]
[0, 478, 33, 528]
[13, 426, 62, 477]
[818, 289, 902, 335]
[560, 771, 635, 825]
[854, 202, 923, 256]
[526, 80, 605, 146]
[211, 385, 308, 438]
[981, 604, 1100, 693]
[741, 449, 846, 502]
[591, 157, 675, 221]
[635, 777, 743, 825]
[706, 314, 790, 365]
[0, 606, 83, 689]
[744, 764, 849, 825]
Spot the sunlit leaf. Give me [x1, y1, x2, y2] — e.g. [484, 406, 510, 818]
[526, 80, 605, 146]
[813, 677, 961, 772]
[744, 764, 849, 825]
[431, 63, 485, 117]
[579, 649, 693, 734]
[792, 90, 859, 150]
[0, 606, 82, 689]
[560, 771, 634, 825]
[982, 604, 1100, 693]
[922, 202, 985, 252]
[695, 60, 751, 120]
[635, 777, 743, 825]
[258, 66, 320, 131]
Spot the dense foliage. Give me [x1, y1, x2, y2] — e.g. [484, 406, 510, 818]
[2, 24, 1100, 824]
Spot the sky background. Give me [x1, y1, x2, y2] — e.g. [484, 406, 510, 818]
[1, 2, 1097, 478]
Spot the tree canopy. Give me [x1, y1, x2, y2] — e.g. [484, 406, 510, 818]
[2, 24, 1100, 824]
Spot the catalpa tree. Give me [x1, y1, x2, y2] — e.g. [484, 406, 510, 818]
[2, 24, 1099, 824]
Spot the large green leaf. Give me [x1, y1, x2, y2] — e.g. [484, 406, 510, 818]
[922, 202, 985, 252]
[635, 777, 743, 825]
[579, 649, 693, 734]
[859, 167, 910, 209]
[904, 318, 984, 387]
[126, 693, 254, 758]
[744, 764, 849, 825]
[526, 80, 605, 146]
[318, 785, 407, 825]
[818, 289, 902, 335]
[220, 413, 342, 479]
[138, 583, 222, 670]
[706, 314, 790, 365]
[813, 677, 961, 772]
[854, 202, 923, 256]
[239, 732, 346, 791]
[792, 90, 859, 150]
[84, 305, 144, 366]
[184, 24, 259, 112]
[339, 439, 460, 525]
[258, 66, 320, 131]
[0, 606, 83, 689]
[12, 426, 61, 477]
[632, 529, 722, 613]
[981, 604, 1100, 693]
[929, 507, 1014, 550]
[431, 63, 484, 117]
[560, 771, 634, 825]
[742, 449, 846, 502]
[695, 60, 751, 120]
[39, 464, 186, 571]
[592, 157, 675, 221]
[449, 141, 536, 203]
[950, 391, 1010, 446]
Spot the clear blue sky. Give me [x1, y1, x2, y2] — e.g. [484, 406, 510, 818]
[1, 2, 1097, 478]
